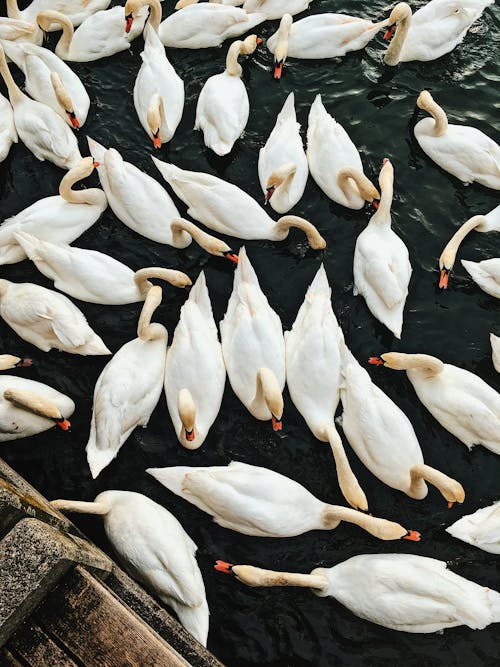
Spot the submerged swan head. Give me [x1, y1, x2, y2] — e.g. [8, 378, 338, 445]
[273, 13, 293, 80]
[264, 163, 297, 205]
[178, 388, 200, 449]
[50, 72, 79, 129]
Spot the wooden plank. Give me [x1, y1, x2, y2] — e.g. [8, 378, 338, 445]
[35, 566, 190, 667]
[0, 647, 23, 666]
[8, 619, 78, 667]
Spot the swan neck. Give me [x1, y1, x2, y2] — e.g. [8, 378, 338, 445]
[323, 425, 368, 511]
[50, 499, 110, 515]
[0, 50, 23, 104]
[147, 0, 162, 31]
[226, 41, 243, 77]
[232, 565, 328, 591]
[170, 218, 231, 257]
[322, 505, 408, 540]
[409, 464, 464, 503]
[6, 0, 21, 20]
[372, 178, 393, 223]
[337, 167, 379, 205]
[133, 267, 189, 296]
[388, 353, 444, 376]
[440, 215, 486, 269]
[425, 98, 448, 137]
[39, 12, 74, 56]
[254, 368, 282, 416]
[384, 12, 411, 66]
[137, 285, 165, 341]
[275, 216, 326, 249]
[3, 388, 63, 421]
[178, 388, 198, 450]
[59, 168, 100, 205]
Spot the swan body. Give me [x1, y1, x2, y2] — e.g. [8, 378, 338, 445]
[0, 93, 17, 162]
[374, 352, 500, 456]
[353, 159, 412, 338]
[478, 204, 500, 232]
[258, 92, 308, 213]
[0, 44, 81, 170]
[341, 351, 464, 504]
[86, 287, 167, 478]
[0, 157, 106, 265]
[0, 279, 110, 355]
[195, 35, 259, 156]
[153, 159, 326, 248]
[165, 272, 225, 450]
[447, 501, 500, 554]
[415, 90, 500, 189]
[1, 40, 90, 126]
[220, 247, 285, 427]
[148, 461, 418, 540]
[51, 491, 209, 646]
[224, 554, 500, 633]
[491, 333, 500, 372]
[384, 1, 495, 64]
[134, 23, 184, 147]
[266, 12, 389, 61]
[37, 7, 148, 61]
[306, 94, 379, 209]
[461, 258, 500, 298]
[0, 17, 42, 45]
[14, 232, 191, 305]
[158, 5, 266, 49]
[242, 0, 312, 20]
[6, 0, 112, 27]
[0, 375, 74, 442]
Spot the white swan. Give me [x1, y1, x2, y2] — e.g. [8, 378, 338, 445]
[340, 349, 464, 505]
[178, 0, 313, 20]
[87, 138, 238, 262]
[383, 1, 495, 65]
[51, 491, 209, 646]
[86, 286, 167, 478]
[0, 355, 32, 371]
[258, 92, 308, 213]
[353, 159, 412, 339]
[267, 12, 389, 78]
[306, 94, 379, 209]
[216, 554, 500, 632]
[37, 7, 148, 61]
[369, 352, 500, 456]
[7, 0, 112, 27]
[0, 17, 43, 45]
[165, 272, 225, 450]
[195, 34, 260, 156]
[13, 232, 192, 305]
[415, 90, 500, 189]
[285, 265, 368, 511]
[0, 157, 106, 265]
[461, 258, 500, 298]
[0, 375, 73, 441]
[447, 501, 500, 554]
[153, 159, 326, 248]
[132, 21, 184, 148]
[139, 4, 266, 49]
[0, 93, 17, 162]
[147, 461, 420, 540]
[491, 333, 500, 373]
[220, 247, 285, 430]
[0, 279, 110, 355]
[0, 43, 81, 170]
[2, 40, 90, 127]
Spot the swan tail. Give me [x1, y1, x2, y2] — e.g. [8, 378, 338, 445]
[146, 466, 194, 496]
[234, 246, 259, 289]
[188, 271, 215, 321]
[151, 157, 184, 186]
[276, 92, 296, 127]
[168, 598, 209, 648]
[306, 264, 331, 300]
[308, 94, 328, 127]
[87, 136, 107, 163]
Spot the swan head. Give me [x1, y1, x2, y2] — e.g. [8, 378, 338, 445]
[124, 0, 142, 33]
[178, 388, 200, 450]
[50, 72, 79, 129]
[0, 355, 32, 371]
[386, 2, 411, 33]
[240, 34, 262, 56]
[416, 90, 434, 112]
[264, 163, 296, 205]
[3, 388, 72, 430]
[368, 352, 403, 369]
[147, 94, 163, 149]
[274, 14, 292, 79]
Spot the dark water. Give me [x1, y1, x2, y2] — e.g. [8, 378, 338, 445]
[1, 1, 500, 665]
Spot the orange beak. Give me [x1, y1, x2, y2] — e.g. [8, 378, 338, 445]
[185, 428, 195, 442]
[66, 111, 80, 129]
[93, 159, 100, 168]
[384, 25, 396, 41]
[55, 417, 71, 431]
[368, 356, 384, 365]
[439, 268, 450, 289]
[125, 14, 133, 33]
[372, 200, 380, 210]
[214, 560, 233, 574]
[15, 357, 32, 367]
[447, 501, 454, 509]
[152, 131, 161, 149]
[223, 251, 239, 264]
[256, 37, 263, 45]
[271, 415, 282, 431]
[403, 530, 421, 542]
[273, 61, 283, 80]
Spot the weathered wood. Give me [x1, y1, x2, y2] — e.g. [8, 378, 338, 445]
[8, 620, 78, 667]
[0, 647, 23, 666]
[35, 566, 190, 667]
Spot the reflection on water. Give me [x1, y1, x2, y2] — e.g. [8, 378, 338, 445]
[0, 1, 499, 665]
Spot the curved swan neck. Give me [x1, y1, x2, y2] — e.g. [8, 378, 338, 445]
[37, 11, 74, 57]
[51, 499, 110, 515]
[337, 167, 380, 206]
[59, 164, 101, 205]
[170, 217, 235, 259]
[253, 368, 283, 425]
[226, 40, 243, 77]
[146, 0, 162, 31]
[384, 4, 412, 66]
[6, 0, 21, 20]
[371, 160, 393, 223]
[409, 464, 465, 504]
[133, 267, 191, 297]
[0, 46, 23, 104]
[227, 565, 329, 591]
[439, 215, 487, 271]
[137, 285, 166, 341]
[322, 425, 368, 511]
[322, 505, 410, 540]
[3, 388, 65, 421]
[417, 91, 448, 137]
[274, 216, 326, 249]
[381, 352, 444, 376]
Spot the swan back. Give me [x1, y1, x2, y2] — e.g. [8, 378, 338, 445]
[446, 501, 500, 554]
[461, 258, 500, 298]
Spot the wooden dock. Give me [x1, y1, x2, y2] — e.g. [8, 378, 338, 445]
[0, 458, 223, 667]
